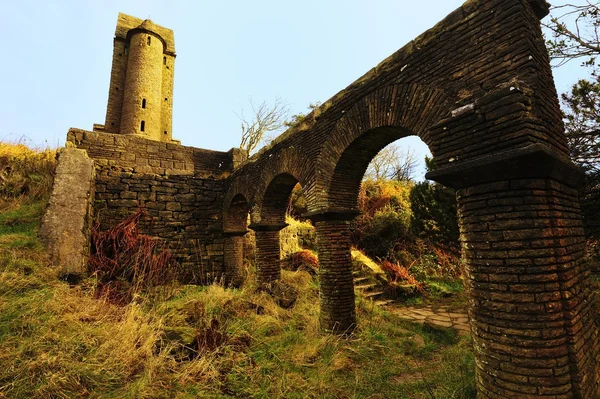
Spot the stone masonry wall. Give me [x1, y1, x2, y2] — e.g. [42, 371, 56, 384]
[68, 129, 236, 282]
[94, 169, 226, 282]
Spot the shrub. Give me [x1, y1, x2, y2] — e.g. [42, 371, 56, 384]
[285, 249, 318, 275]
[380, 260, 423, 293]
[352, 179, 413, 260]
[88, 208, 177, 304]
[410, 181, 459, 249]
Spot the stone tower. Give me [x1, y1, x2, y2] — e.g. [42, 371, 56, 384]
[95, 13, 176, 142]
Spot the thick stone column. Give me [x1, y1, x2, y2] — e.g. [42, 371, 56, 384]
[309, 212, 357, 334]
[250, 224, 285, 284]
[428, 145, 600, 398]
[41, 148, 95, 278]
[223, 232, 245, 287]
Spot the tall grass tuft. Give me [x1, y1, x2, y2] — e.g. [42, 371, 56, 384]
[0, 141, 56, 208]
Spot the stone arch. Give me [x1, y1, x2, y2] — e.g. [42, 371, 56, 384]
[250, 172, 301, 284]
[310, 83, 450, 214]
[251, 146, 310, 225]
[307, 84, 451, 333]
[222, 175, 254, 287]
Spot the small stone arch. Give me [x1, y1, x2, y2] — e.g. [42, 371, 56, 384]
[250, 146, 310, 225]
[222, 189, 252, 287]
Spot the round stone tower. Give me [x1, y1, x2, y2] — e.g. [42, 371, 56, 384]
[120, 20, 165, 140]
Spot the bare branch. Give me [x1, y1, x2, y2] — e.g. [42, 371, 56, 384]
[364, 144, 419, 182]
[237, 97, 289, 155]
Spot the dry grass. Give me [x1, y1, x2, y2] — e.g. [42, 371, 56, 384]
[0, 142, 475, 398]
[0, 141, 56, 209]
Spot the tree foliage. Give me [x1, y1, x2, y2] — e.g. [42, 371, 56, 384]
[546, 2, 600, 248]
[351, 179, 414, 261]
[409, 181, 459, 249]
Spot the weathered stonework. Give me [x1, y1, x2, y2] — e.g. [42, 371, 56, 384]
[67, 129, 232, 282]
[99, 13, 176, 142]
[41, 148, 95, 277]
[43, 1, 600, 396]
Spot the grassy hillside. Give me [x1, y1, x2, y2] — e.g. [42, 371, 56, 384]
[0, 143, 475, 398]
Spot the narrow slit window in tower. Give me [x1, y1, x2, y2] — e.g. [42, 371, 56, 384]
[164, 131, 168, 135]
[142, 98, 146, 109]
[163, 56, 166, 65]
[147, 36, 151, 45]
[140, 121, 145, 132]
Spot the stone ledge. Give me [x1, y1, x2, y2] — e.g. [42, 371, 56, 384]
[426, 143, 583, 190]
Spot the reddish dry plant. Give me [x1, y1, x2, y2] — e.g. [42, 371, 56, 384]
[380, 260, 423, 293]
[287, 249, 319, 275]
[88, 208, 177, 304]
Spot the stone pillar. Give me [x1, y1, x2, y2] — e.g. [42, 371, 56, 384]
[250, 224, 286, 284]
[41, 148, 96, 278]
[428, 145, 600, 398]
[223, 232, 245, 287]
[308, 211, 358, 334]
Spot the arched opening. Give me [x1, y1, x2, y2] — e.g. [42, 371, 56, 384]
[141, 98, 146, 109]
[251, 173, 301, 284]
[223, 194, 250, 287]
[147, 36, 151, 46]
[329, 127, 413, 210]
[315, 127, 459, 333]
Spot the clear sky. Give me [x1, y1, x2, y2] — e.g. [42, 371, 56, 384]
[0, 0, 592, 178]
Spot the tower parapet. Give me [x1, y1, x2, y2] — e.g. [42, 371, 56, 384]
[99, 13, 176, 142]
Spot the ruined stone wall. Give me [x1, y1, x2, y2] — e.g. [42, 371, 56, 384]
[68, 129, 235, 282]
[94, 170, 226, 282]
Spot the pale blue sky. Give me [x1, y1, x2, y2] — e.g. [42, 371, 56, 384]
[0, 0, 591, 178]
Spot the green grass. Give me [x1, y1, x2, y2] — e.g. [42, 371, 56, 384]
[0, 197, 476, 398]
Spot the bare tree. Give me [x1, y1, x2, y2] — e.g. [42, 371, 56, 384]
[544, 2, 600, 68]
[364, 144, 419, 181]
[237, 97, 288, 156]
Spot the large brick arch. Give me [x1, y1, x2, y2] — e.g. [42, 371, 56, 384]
[312, 83, 449, 213]
[221, 0, 600, 395]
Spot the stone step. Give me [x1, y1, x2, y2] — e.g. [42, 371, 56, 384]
[354, 283, 378, 291]
[374, 299, 394, 306]
[363, 290, 385, 299]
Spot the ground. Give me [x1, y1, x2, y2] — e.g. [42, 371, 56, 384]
[0, 198, 477, 398]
